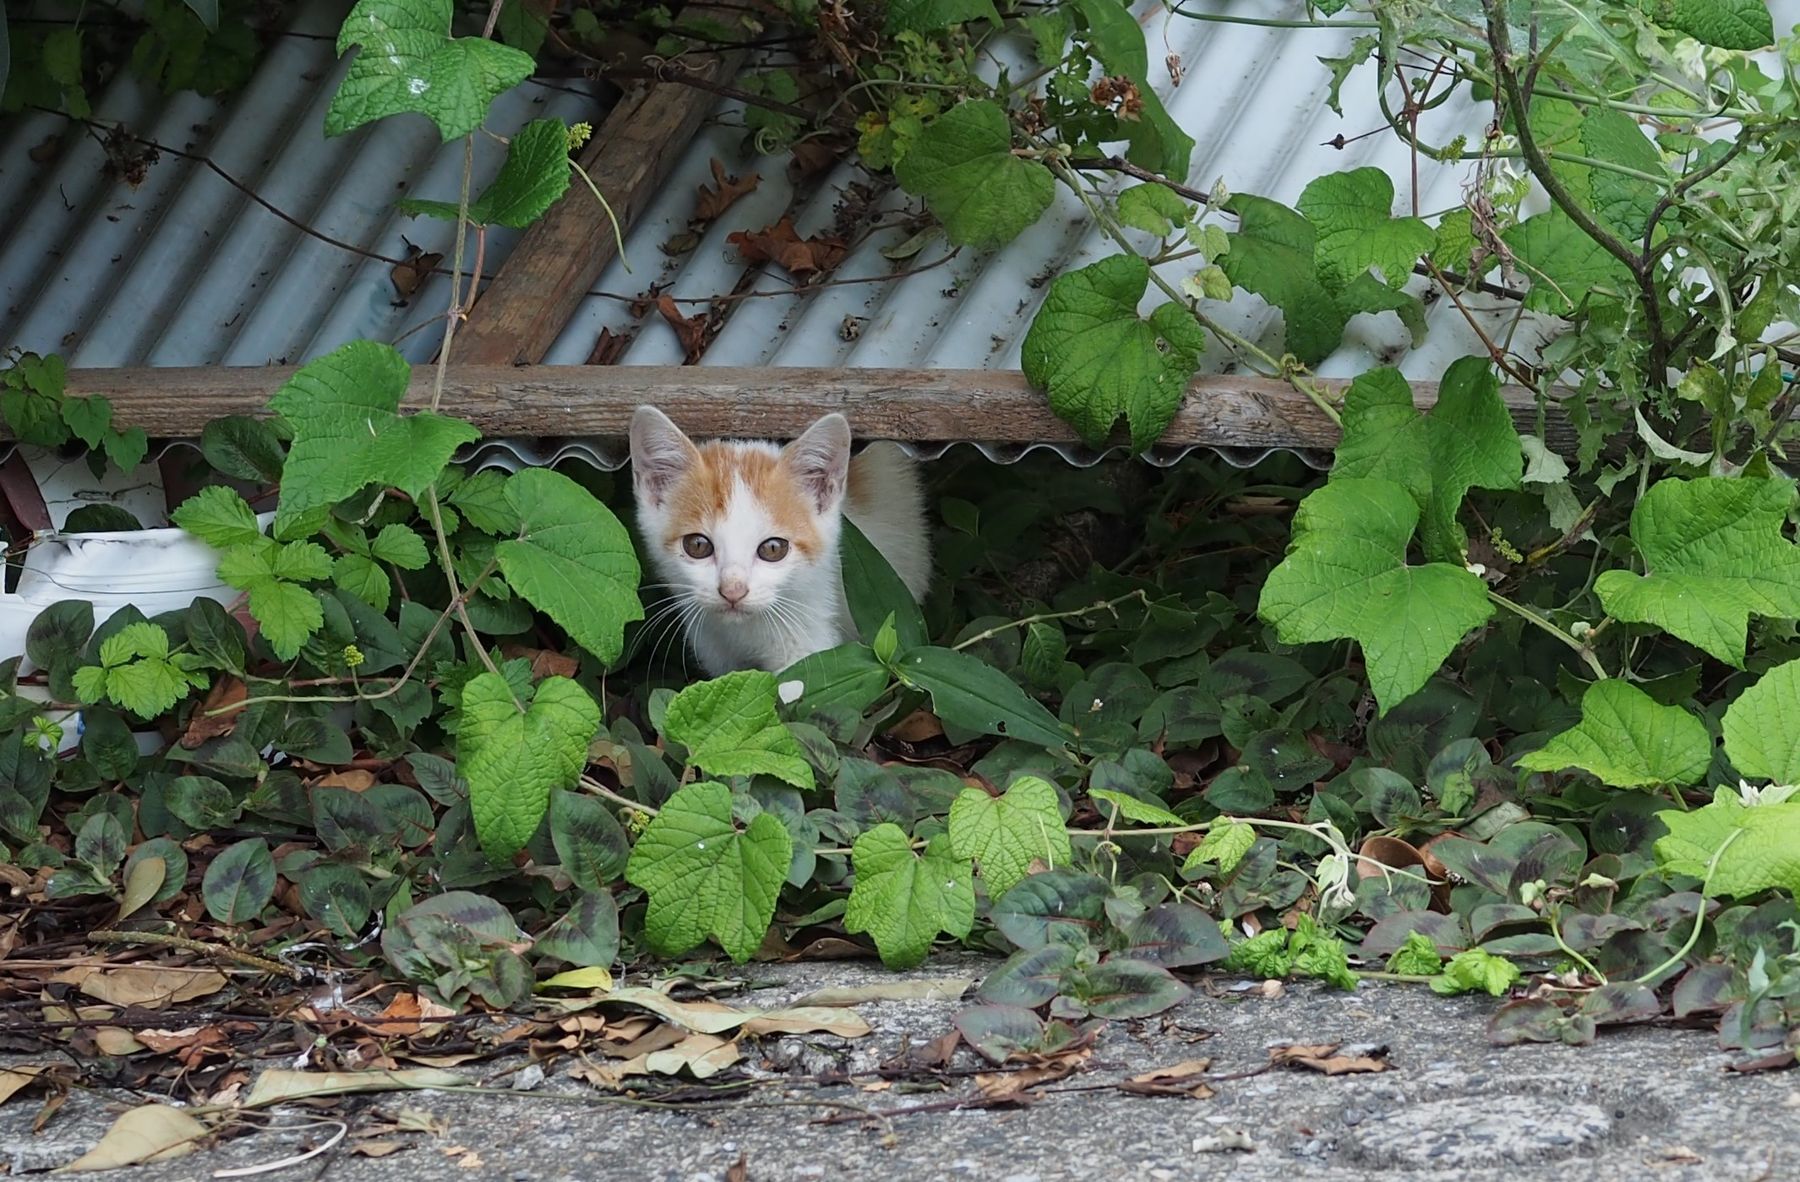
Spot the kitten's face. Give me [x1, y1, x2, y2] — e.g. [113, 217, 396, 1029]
[630, 407, 850, 624]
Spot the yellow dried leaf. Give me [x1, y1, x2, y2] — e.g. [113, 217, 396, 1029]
[63, 1104, 207, 1170]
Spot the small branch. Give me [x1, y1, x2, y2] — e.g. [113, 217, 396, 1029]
[1486, 589, 1608, 680]
[1641, 136, 1748, 257]
[87, 929, 303, 980]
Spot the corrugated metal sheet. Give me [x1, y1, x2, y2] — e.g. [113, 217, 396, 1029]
[5, 0, 1786, 475]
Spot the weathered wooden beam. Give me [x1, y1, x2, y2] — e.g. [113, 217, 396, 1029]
[58, 366, 1571, 453]
[450, 23, 748, 366]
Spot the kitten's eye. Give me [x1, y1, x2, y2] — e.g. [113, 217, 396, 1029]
[757, 537, 790, 562]
[681, 534, 714, 559]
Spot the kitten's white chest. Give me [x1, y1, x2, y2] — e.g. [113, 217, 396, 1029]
[686, 595, 850, 676]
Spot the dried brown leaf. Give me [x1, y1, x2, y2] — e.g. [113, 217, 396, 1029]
[55, 965, 228, 1008]
[695, 158, 761, 221]
[1119, 1058, 1215, 1098]
[727, 217, 849, 277]
[0, 1066, 49, 1105]
[181, 676, 246, 746]
[64, 1104, 207, 1170]
[1269, 1042, 1390, 1075]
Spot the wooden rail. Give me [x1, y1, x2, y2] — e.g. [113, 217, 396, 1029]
[57, 367, 1570, 453]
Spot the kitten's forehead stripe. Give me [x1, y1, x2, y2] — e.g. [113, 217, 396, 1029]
[661, 442, 823, 554]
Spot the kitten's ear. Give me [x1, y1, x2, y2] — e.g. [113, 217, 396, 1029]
[630, 406, 700, 507]
[782, 413, 852, 513]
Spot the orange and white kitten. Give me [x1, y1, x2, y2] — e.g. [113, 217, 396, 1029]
[629, 406, 930, 676]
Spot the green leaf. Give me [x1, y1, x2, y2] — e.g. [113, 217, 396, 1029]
[495, 0, 548, 52]
[885, 0, 999, 33]
[841, 519, 926, 652]
[171, 486, 263, 549]
[1257, 479, 1493, 714]
[333, 554, 392, 612]
[779, 644, 892, 717]
[201, 415, 286, 483]
[370, 524, 429, 569]
[247, 581, 324, 662]
[328, 0, 536, 140]
[182, 0, 220, 29]
[1331, 360, 1521, 562]
[948, 775, 1072, 896]
[1220, 194, 1346, 366]
[26, 600, 93, 673]
[845, 826, 975, 968]
[1297, 167, 1435, 288]
[272, 541, 332, 583]
[446, 470, 519, 534]
[1595, 477, 1800, 668]
[625, 781, 793, 962]
[1517, 679, 1711, 788]
[1180, 819, 1255, 875]
[202, 838, 275, 925]
[495, 468, 643, 665]
[662, 670, 812, 788]
[1723, 659, 1800, 785]
[1642, 0, 1773, 48]
[458, 674, 602, 861]
[60, 395, 111, 450]
[1503, 208, 1632, 315]
[1021, 254, 1206, 450]
[1430, 949, 1521, 996]
[269, 341, 478, 534]
[894, 100, 1055, 250]
[1655, 798, 1800, 898]
[1116, 183, 1190, 237]
[896, 647, 1071, 749]
[1087, 788, 1184, 826]
[1319, 34, 1378, 115]
[1067, 0, 1192, 177]
[401, 118, 572, 227]
[1580, 107, 1663, 237]
[1386, 931, 1445, 976]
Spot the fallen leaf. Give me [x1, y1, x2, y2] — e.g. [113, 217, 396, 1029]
[91, 1027, 146, 1056]
[0, 1066, 48, 1105]
[181, 677, 246, 746]
[115, 856, 167, 923]
[695, 158, 760, 221]
[500, 645, 579, 680]
[538, 966, 616, 993]
[559, 986, 871, 1038]
[29, 134, 61, 163]
[641, 1032, 741, 1079]
[244, 1068, 465, 1108]
[56, 965, 228, 1008]
[654, 294, 709, 362]
[63, 1104, 207, 1170]
[726, 1151, 749, 1182]
[314, 769, 377, 791]
[727, 217, 849, 277]
[741, 1006, 870, 1038]
[886, 710, 944, 743]
[353, 1140, 409, 1158]
[792, 977, 973, 1006]
[1119, 1058, 1215, 1098]
[1648, 1146, 1704, 1166]
[588, 326, 630, 365]
[973, 1060, 1072, 1101]
[390, 245, 442, 303]
[1269, 1042, 1390, 1075]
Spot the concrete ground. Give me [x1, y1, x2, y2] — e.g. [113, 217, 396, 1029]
[2, 955, 1793, 1180]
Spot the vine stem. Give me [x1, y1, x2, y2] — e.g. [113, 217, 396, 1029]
[1486, 589, 1608, 680]
[581, 774, 657, 817]
[952, 589, 1149, 651]
[1165, 6, 1379, 29]
[1044, 159, 1342, 428]
[87, 929, 302, 980]
[1633, 829, 1741, 986]
[1546, 902, 1607, 985]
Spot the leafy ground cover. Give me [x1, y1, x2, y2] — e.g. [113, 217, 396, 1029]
[2, 0, 1800, 1158]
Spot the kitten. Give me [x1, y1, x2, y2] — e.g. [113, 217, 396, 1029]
[629, 406, 930, 676]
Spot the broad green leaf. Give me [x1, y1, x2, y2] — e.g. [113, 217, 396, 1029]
[1595, 477, 1800, 668]
[1503, 208, 1632, 315]
[1517, 679, 1711, 787]
[1021, 254, 1206, 450]
[458, 674, 602, 861]
[845, 826, 975, 968]
[60, 395, 112, 450]
[171, 486, 262, 549]
[201, 415, 286, 482]
[1220, 194, 1346, 365]
[269, 341, 478, 533]
[1087, 788, 1184, 826]
[1580, 107, 1663, 238]
[1180, 819, 1255, 875]
[78, 623, 207, 717]
[1642, 0, 1773, 48]
[328, 0, 536, 140]
[399, 118, 573, 227]
[896, 647, 1071, 749]
[1331, 360, 1521, 562]
[625, 781, 793, 962]
[885, 0, 999, 33]
[26, 600, 92, 673]
[1297, 167, 1435, 288]
[333, 554, 391, 612]
[247, 581, 324, 661]
[1655, 798, 1800, 897]
[662, 670, 811, 788]
[1116, 183, 1190, 236]
[948, 775, 1072, 896]
[894, 100, 1054, 250]
[495, 468, 643, 665]
[447, 469, 519, 534]
[1722, 658, 1800, 784]
[779, 644, 892, 717]
[202, 838, 276, 925]
[841, 519, 926, 652]
[1257, 479, 1493, 714]
[1067, 0, 1191, 176]
[1430, 949, 1522, 996]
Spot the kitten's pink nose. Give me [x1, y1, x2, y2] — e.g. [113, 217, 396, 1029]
[718, 577, 748, 606]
